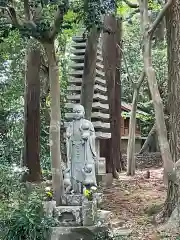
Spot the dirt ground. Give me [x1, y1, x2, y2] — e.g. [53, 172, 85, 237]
[102, 168, 180, 240]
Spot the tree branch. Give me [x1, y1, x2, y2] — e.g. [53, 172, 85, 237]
[136, 70, 145, 89]
[49, 3, 68, 40]
[24, 0, 30, 20]
[117, 43, 133, 85]
[148, 0, 172, 35]
[123, 0, 139, 8]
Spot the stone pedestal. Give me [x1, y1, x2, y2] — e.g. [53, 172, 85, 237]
[82, 200, 97, 226]
[61, 194, 83, 206]
[43, 201, 56, 217]
[55, 206, 82, 226]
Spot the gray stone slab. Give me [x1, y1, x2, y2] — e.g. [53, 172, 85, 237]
[66, 111, 109, 120]
[50, 226, 110, 240]
[95, 132, 111, 139]
[61, 194, 84, 206]
[67, 93, 107, 102]
[70, 62, 104, 70]
[70, 55, 103, 62]
[93, 121, 110, 129]
[96, 157, 106, 174]
[67, 84, 107, 94]
[65, 102, 109, 111]
[55, 206, 82, 226]
[69, 69, 105, 78]
[97, 173, 113, 187]
[68, 77, 106, 87]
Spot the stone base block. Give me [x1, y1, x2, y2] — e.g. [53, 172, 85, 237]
[61, 194, 84, 206]
[50, 226, 109, 240]
[55, 206, 82, 226]
[97, 210, 113, 225]
[96, 157, 106, 174]
[96, 173, 113, 187]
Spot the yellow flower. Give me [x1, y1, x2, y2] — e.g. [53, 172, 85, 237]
[46, 191, 53, 197]
[83, 189, 90, 197]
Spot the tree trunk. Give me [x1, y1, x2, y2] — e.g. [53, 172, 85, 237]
[139, 0, 174, 181]
[139, 123, 156, 154]
[127, 71, 145, 175]
[102, 14, 119, 178]
[23, 48, 41, 182]
[163, 0, 180, 218]
[44, 42, 64, 205]
[115, 17, 123, 172]
[80, 27, 100, 120]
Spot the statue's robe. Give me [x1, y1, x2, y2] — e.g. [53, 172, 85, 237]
[66, 119, 97, 193]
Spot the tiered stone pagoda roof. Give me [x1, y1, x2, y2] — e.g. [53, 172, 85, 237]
[65, 34, 111, 139]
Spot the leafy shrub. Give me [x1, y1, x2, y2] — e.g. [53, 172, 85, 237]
[0, 164, 58, 240]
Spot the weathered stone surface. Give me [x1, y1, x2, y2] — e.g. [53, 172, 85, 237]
[70, 62, 104, 70]
[65, 102, 109, 111]
[67, 84, 107, 94]
[71, 55, 103, 62]
[61, 194, 84, 206]
[82, 200, 97, 226]
[95, 132, 111, 139]
[65, 105, 97, 193]
[122, 152, 162, 169]
[97, 210, 113, 224]
[50, 226, 110, 240]
[44, 201, 56, 217]
[67, 93, 109, 103]
[55, 206, 82, 226]
[97, 173, 113, 187]
[96, 157, 106, 174]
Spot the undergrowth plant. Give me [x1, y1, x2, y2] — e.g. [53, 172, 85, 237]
[0, 164, 58, 240]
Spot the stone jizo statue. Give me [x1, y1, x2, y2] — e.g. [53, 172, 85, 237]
[64, 104, 97, 193]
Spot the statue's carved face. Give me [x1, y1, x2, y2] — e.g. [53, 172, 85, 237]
[73, 105, 85, 120]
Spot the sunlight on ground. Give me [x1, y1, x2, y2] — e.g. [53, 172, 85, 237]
[102, 168, 174, 239]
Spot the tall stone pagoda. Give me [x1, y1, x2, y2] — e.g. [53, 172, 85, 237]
[65, 33, 111, 180]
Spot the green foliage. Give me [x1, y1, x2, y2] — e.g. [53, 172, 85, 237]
[0, 165, 57, 240]
[121, 16, 167, 135]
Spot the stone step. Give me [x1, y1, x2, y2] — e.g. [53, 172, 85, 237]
[68, 77, 106, 86]
[69, 70, 105, 78]
[67, 84, 107, 94]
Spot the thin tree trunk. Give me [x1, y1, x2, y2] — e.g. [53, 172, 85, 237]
[115, 17, 123, 172]
[44, 42, 64, 205]
[23, 48, 41, 182]
[80, 27, 100, 120]
[102, 14, 119, 178]
[139, 123, 156, 154]
[139, 0, 174, 180]
[127, 71, 145, 175]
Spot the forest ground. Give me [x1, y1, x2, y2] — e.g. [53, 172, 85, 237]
[102, 168, 180, 240]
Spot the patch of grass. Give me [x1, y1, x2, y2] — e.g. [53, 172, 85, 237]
[144, 203, 163, 216]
